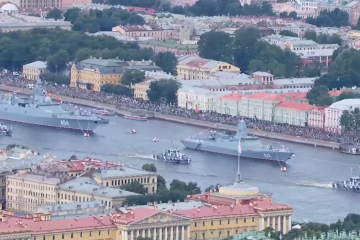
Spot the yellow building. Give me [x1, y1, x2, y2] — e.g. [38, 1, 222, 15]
[70, 58, 162, 92]
[133, 80, 153, 100]
[0, 210, 118, 240]
[57, 177, 139, 209]
[6, 173, 60, 213]
[92, 168, 158, 194]
[177, 55, 240, 80]
[183, 178, 293, 236]
[110, 207, 191, 240]
[22, 61, 48, 80]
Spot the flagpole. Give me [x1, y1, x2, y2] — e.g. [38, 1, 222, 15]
[236, 139, 242, 183]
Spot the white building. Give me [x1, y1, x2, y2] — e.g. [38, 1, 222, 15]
[274, 101, 312, 126]
[216, 92, 242, 115]
[325, 99, 360, 131]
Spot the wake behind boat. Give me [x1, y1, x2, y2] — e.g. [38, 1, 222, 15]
[124, 114, 147, 121]
[0, 79, 106, 132]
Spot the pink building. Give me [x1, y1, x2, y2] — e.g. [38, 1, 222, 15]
[308, 107, 325, 129]
[170, 0, 197, 6]
[112, 24, 177, 40]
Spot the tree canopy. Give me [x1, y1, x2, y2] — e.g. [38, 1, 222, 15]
[303, 31, 342, 45]
[121, 181, 147, 194]
[279, 30, 298, 37]
[101, 84, 133, 97]
[142, 163, 157, 172]
[306, 8, 350, 28]
[121, 69, 146, 86]
[147, 79, 181, 104]
[153, 52, 178, 75]
[0, 28, 153, 71]
[39, 73, 70, 85]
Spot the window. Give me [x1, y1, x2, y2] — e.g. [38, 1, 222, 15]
[194, 222, 197, 227]
[108, 230, 110, 235]
[43, 236, 46, 240]
[227, 219, 230, 224]
[219, 220, 222, 225]
[236, 218, 238, 223]
[89, 232, 92, 236]
[71, 233, 73, 238]
[211, 221, 213, 226]
[202, 221, 205, 226]
[244, 218, 247, 223]
[80, 232, 83, 237]
[252, 217, 255, 222]
[52, 235, 55, 240]
[61, 234, 64, 240]
[99, 230, 101, 236]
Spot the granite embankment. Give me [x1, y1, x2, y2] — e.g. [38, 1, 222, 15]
[0, 85, 340, 149]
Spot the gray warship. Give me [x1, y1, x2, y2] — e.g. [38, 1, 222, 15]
[333, 176, 360, 192]
[181, 119, 294, 162]
[0, 79, 105, 132]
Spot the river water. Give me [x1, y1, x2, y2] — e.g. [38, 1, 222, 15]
[0, 91, 359, 223]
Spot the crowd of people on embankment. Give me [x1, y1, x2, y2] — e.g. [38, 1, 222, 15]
[1, 76, 359, 145]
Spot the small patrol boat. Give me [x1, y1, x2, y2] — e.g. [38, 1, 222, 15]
[333, 176, 360, 192]
[124, 114, 147, 121]
[0, 122, 12, 136]
[154, 149, 191, 164]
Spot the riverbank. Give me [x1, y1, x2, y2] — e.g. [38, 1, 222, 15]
[0, 84, 340, 149]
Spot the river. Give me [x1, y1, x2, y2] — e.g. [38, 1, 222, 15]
[1, 112, 359, 224]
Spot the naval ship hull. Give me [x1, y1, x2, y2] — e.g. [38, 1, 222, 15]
[181, 139, 293, 162]
[332, 182, 360, 192]
[0, 111, 99, 131]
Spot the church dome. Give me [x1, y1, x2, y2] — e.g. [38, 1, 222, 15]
[1, 3, 19, 11]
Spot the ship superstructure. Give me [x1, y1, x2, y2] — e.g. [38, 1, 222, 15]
[333, 176, 360, 192]
[180, 119, 294, 162]
[0, 79, 105, 132]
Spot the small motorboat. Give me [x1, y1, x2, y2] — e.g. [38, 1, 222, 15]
[92, 108, 116, 116]
[155, 149, 191, 164]
[281, 167, 287, 172]
[84, 132, 89, 137]
[153, 137, 159, 142]
[124, 114, 147, 121]
[0, 122, 12, 136]
[130, 129, 136, 134]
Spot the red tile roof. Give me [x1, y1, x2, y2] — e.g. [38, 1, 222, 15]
[220, 93, 242, 101]
[0, 215, 113, 234]
[276, 101, 312, 111]
[328, 89, 346, 96]
[110, 208, 159, 225]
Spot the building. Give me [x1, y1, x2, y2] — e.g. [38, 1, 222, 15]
[274, 101, 313, 126]
[36, 201, 106, 218]
[92, 167, 158, 194]
[112, 24, 177, 40]
[22, 61, 47, 80]
[325, 99, 360, 131]
[317, 1, 360, 26]
[6, 173, 60, 213]
[110, 207, 191, 240]
[177, 55, 240, 80]
[308, 106, 326, 128]
[70, 58, 161, 92]
[170, 0, 197, 6]
[57, 177, 139, 209]
[139, 40, 199, 55]
[216, 92, 242, 116]
[0, 210, 117, 240]
[0, 4, 71, 31]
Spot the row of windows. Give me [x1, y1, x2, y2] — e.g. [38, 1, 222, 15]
[8, 181, 55, 191]
[35, 229, 111, 240]
[194, 217, 255, 227]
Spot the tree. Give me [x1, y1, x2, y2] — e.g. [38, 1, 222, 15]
[147, 79, 181, 104]
[39, 73, 70, 85]
[301, 64, 321, 77]
[157, 175, 166, 192]
[46, 8, 63, 20]
[46, 50, 70, 73]
[121, 181, 147, 194]
[279, 30, 298, 37]
[306, 85, 334, 106]
[142, 163, 157, 172]
[169, 179, 201, 194]
[121, 69, 145, 86]
[101, 84, 133, 96]
[198, 31, 233, 63]
[306, 8, 349, 27]
[153, 52, 177, 75]
[63, 8, 81, 23]
[304, 30, 317, 41]
[316, 33, 342, 45]
[331, 49, 360, 75]
[288, 11, 298, 19]
[171, 5, 187, 14]
[337, 91, 360, 101]
[279, 12, 288, 18]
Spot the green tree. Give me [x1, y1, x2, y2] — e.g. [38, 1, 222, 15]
[39, 73, 70, 85]
[301, 64, 321, 77]
[153, 52, 177, 75]
[279, 30, 298, 37]
[171, 5, 187, 14]
[147, 79, 181, 104]
[337, 91, 360, 101]
[306, 85, 334, 106]
[101, 84, 133, 96]
[46, 50, 70, 73]
[46, 8, 63, 20]
[331, 49, 360, 75]
[121, 181, 147, 194]
[279, 12, 288, 18]
[169, 179, 201, 194]
[306, 8, 349, 27]
[142, 163, 157, 172]
[157, 175, 166, 192]
[288, 11, 298, 19]
[198, 31, 233, 63]
[63, 8, 81, 23]
[304, 30, 317, 41]
[121, 69, 145, 86]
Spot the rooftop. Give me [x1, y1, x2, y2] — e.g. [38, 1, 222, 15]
[38, 201, 104, 213]
[119, 201, 205, 212]
[0, 214, 113, 234]
[8, 173, 60, 185]
[92, 167, 157, 179]
[58, 177, 139, 198]
[139, 40, 198, 50]
[328, 99, 360, 110]
[276, 101, 313, 111]
[220, 92, 242, 101]
[110, 207, 160, 225]
[23, 61, 46, 69]
[178, 55, 238, 70]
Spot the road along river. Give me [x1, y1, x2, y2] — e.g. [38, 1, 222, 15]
[1, 111, 359, 224]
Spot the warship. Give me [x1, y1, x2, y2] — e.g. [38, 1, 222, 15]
[181, 119, 294, 162]
[154, 149, 191, 164]
[0, 79, 106, 132]
[332, 176, 360, 192]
